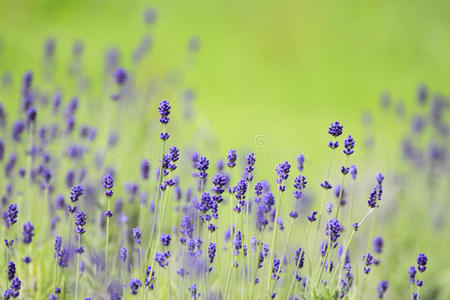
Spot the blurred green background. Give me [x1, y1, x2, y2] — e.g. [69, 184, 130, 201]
[1, 0, 449, 159]
[0, 1, 449, 298]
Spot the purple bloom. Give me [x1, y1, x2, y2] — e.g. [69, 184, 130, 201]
[12, 120, 25, 142]
[307, 211, 317, 222]
[159, 100, 171, 125]
[7, 204, 18, 226]
[377, 280, 389, 299]
[144, 7, 157, 24]
[154, 251, 171, 268]
[180, 216, 194, 244]
[276, 161, 291, 191]
[22, 222, 34, 244]
[321, 181, 332, 190]
[133, 227, 142, 245]
[295, 248, 305, 269]
[233, 231, 243, 256]
[271, 258, 281, 279]
[373, 236, 384, 254]
[120, 247, 127, 262]
[70, 185, 84, 202]
[293, 175, 307, 199]
[129, 278, 142, 295]
[350, 165, 357, 180]
[343, 135, 355, 155]
[103, 174, 114, 197]
[160, 233, 171, 247]
[297, 154, 305, 172]
[54, 236, 62, 258]
[195, 156, 209, 179]
[289, 211, 299, 219]
[328, 121, 343, 137]
[8, 261, 15, 281]
[227, 149, 237, 168]
[74, 210, 87, 235]
[114, 67, 127, 85]
[208, 242, 216, 264]
[26, 107, 37, 125]
[245, 153, 256, 181]
[325, 219, 342, 247]
[408, 266, 416, 284]
[417, 253, 428, 272]
[141, 159, 150, 180]
[363, 253, 373, 274]
[188, 284, 199, 299]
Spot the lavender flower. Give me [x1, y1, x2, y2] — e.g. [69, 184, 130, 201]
[276, 161, 291, 191]
[297, 154, 305, 172]
[114, 67, 127, 85]
[160, 233, 171, 247]
[363, 253, 373, 274]
[350, 165, 357, 180]
[8, 261, 15, 281]
[373, 236, 384, 254]
[208, 242, 216, 264]
[233, 231, 243, 256]
[74, 210, 87, 235]
[293, 175, 307, 199]
[129, 278, 142, 295]
[133, 227, 142, 245]
[120, 247, 127, 262]
[409, 266, 416, 284]
[188, 284, 199, 299]
[245, 153, 256, 181]
[329, 121, 343, 137]
[103, 174, 114, 197]
[227, 149, 237, 168]
[141, 159, 150, 180]
[154, 251, 171, 268]
[7, 204, 18, 226]
[321, 181, 332, 190]
[22, 222, 34, 244]
[417, 253, 428, 272]
[295, 248, 305, 269]
[70, 185, 84, 202]
[343, 135, 355, 155]
[325, 219, 342, 247]
[307, 211, 317, 222]
[377, 280, 389, 299]
[159, 100, 171, 125]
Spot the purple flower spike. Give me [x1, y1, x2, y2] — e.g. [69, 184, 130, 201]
[307, 211, 317, 222]
[328, 121, 343, 137]
[114, 67, 127, 85]
[158, 100, 171, 125]
[417, 253, 428, 272]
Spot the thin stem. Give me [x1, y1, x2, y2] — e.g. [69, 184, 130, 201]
[287, 221, 312, 297]
[75, 234, 81, 300]
[146, 132, 167, 267]
[105, 197, 111, 285]
[265, 189, 283, 299]
[270, 217, 295, 295]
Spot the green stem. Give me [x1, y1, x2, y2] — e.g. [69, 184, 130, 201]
[145, 132, 167, 267]
[75, 234, 81, 300]
[270, 217, 295, 295]
[105, 197, 111, 285]
[287, 221, 312, 297]
[265, 189, 282, 299]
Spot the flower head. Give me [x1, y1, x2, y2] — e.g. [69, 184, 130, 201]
[22, 222, 34, 244]
[159, 100, 171, 125]
[417, 253, 428, 272]
[328, 121, 343, 137]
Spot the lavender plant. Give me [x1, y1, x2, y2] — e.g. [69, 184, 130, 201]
[0, 9, 445, 300]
